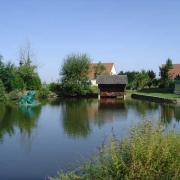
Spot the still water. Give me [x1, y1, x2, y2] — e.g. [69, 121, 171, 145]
[0, 98, 179, 180]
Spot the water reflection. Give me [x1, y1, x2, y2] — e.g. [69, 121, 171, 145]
[0, 99, 179, 179]
[0, 104, 41, 141]
[61, 99, 92, 138]
[0, 99, 179, 142]
[160, 105, 180, 124]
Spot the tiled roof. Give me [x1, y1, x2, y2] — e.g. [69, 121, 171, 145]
[97, 75, 128, 85]
[87, 63, 114, 80]
[169, 64, 180, 79]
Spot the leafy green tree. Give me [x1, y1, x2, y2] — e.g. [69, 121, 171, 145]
[147, 70, 156, 88]
[94, 62, 107, 78]
[0, 80, 6, 102]
[17, 45, 41, 90]
[159, 58, 173, 88]
[61, 54, 91, 95]
[133, 70, 150, 89]
[119, 71, 139, 89]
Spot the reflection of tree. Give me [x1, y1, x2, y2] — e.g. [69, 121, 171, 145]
[126, 99, 159, 116]
[160, 105, 174, 124]
[61, 99, 92, 138]
[174, 106, 180, 122]
[0, 104, 41, 141]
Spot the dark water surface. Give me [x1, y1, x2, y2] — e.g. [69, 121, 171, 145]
[0, 98, 179, 180]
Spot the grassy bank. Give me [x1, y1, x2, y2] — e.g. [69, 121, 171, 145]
[50, 121, 180, 180]
[136, 88, 180, 100]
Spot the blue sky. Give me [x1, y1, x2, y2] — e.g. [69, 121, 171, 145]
[0, 0, 180, 82]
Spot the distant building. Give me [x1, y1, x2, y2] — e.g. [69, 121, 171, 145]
[162, 64, 180, 79]
[87, 63, 117, 86]
[97, 75, 128, 98]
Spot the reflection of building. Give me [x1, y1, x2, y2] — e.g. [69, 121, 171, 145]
[99, 98, 126, 109]
[87, 63, 117, 86]
[97, 75, 128, 98]
[97, 99, 127, 123]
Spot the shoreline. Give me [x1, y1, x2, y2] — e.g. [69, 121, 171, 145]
[131, 93, 178, 104]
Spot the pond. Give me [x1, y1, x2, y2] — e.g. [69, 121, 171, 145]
[0, 98, 179, 180]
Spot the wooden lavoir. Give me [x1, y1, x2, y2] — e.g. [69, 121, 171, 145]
[97, 75, 128, 98]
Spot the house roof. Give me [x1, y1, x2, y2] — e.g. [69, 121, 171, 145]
[97, 75, 128, 85]
[162, 64, 180, 79]
[169, 64, 180, 79]
[87, 63, 114, 80]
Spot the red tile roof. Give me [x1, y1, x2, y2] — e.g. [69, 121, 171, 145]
[169, 64, 180, 79]
[87, 63, 114, 80]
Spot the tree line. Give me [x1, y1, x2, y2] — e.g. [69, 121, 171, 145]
[119, 58, 177, 90]
[0, 45, 42, 102]
[0, 50, 178, 101]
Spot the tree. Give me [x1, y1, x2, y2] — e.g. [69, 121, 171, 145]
[119, 71, 139, 89]
[147, 70, 156, 88]
[17, 44, 41, 90]
[94, 62, 107, 78]
[133, 70, 150, 89]
[159, 58, 173, 88]
[61, 53, 91, 95]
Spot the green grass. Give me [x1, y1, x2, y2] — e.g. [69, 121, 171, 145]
[133, 88, 180, 99]
[49, 121, 180, 180]
[137, 92, 180, 99]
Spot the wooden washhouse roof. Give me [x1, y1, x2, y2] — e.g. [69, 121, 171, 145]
[97, 75, 128, 85]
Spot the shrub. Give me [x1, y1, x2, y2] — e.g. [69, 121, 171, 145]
[50, 121, 180, 180]
[0, 80, 6, 102]
[37, 86, 50, 99]
[49, 82, 62, 92]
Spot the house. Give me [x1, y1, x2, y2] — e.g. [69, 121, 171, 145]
[97, 75, 128, 98]
[169, 64, 180, 79]
[87, 63, 117, 86]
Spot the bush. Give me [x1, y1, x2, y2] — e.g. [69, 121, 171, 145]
[37, 86, 50, 99]
[0, 80, 6, 102]
[49, 82, 62, 92]
[50, 121, 180, 180]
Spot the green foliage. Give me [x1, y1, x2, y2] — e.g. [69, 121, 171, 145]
[119, 70, 158, 90]
[49, 82, 62, 92]
[18, 60, 41, 90]
[89, 85, 98, 93]
[0, 80, 6, 102]
[147, 70, 156, 88]
[0, 48, 41, 93]
[119, 71, 139, 89]
[94, 62, 107, 78]
[0, 55, 25, 92]
[37, 85, 50, 99]
[51, 121, 180, 180]
[61, 54, 91, 96]
[159, 58, 173, 88]
[133, 70, 150, 89]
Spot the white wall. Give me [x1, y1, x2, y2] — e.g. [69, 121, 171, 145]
[111, 65, 117, 75]
[90, 64, 117, 86]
